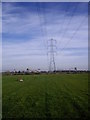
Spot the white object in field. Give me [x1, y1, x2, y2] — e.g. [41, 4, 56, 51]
[19, 79, 23, 82]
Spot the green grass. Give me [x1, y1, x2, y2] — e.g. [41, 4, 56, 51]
[0, 75, 2, 119]
[2, 73, 88, 119]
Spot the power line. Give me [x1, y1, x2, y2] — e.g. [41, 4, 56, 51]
[59, 16, 87, 55]
[36, 3, 46, 43]
[57, 3, 71, 38]
[42, 3, 49, 40]
[59, 3, 79, 47]
[36, 3, 48, 52]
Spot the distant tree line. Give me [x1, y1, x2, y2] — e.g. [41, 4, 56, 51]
[2, 69, 89, 75]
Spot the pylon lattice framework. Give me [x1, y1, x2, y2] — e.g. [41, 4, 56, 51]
[48, 38, 57, 72]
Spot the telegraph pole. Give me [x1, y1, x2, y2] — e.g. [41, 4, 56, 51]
[48, 38, 56, 72]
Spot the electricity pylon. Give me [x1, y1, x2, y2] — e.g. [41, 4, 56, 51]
[48, 38, 57, 72]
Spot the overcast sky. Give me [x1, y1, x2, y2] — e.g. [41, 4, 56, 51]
[2, 2, 88, 71]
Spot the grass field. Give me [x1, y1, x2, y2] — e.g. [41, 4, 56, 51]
[2, 73, 88, 119]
